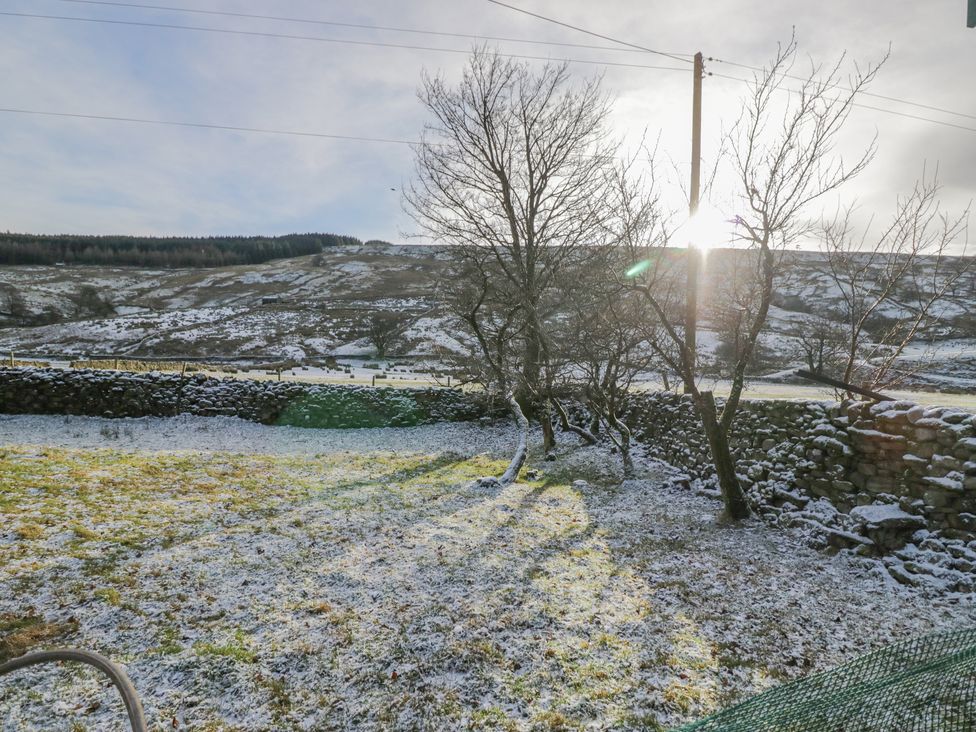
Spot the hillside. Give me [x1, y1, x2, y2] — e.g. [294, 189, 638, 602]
[1, 243, 974, 390]
[0, 244, 455, 360]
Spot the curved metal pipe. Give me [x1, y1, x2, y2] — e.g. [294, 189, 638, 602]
[0, 648, 147, 732]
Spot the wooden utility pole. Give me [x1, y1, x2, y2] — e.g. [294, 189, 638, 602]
[684, 51, 704, 392]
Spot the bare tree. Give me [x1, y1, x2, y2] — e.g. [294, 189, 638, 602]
[366, 312, 411, 358]
[708, 251, 782, 377]
[439, 241, 534, 481]
[565, 278, 653, 478]
[0, 289, 30, 326]
[70, 285, 115, 319]
[785, 314, 847, 375]
[820, 171, 972, 393]
[623, 39, 884, 518]
[404, 48, 619, 483]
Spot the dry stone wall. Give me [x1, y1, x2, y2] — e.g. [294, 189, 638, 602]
[622, 392, 976, 592]
[0, 367, 489, 429]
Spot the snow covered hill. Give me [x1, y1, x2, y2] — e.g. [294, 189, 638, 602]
[1, 243, 974, 390]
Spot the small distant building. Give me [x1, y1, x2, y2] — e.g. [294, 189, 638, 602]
[260, 296, 283, 305]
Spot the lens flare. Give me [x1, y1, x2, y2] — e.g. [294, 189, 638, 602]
[625, 259, 652, 278]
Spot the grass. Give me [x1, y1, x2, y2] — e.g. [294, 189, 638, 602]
[0, 613, 78, 663]
[195, 630, 258, 664]
[0, 441, 818, 730]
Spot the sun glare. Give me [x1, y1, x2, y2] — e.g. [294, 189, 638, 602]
[679, 206, 734, 252]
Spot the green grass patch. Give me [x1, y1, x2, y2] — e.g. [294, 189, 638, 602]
[194, 629, 257, 664]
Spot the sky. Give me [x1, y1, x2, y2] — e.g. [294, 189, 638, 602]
[0, 0, 974, 248]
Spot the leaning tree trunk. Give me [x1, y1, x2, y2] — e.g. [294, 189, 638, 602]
[607, 413, 634, 479]
[551, 397, 597, 445]
[698, 391, 750, 519]
[500, 394, 529, 485]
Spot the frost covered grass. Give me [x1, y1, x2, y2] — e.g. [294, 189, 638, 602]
[0, 416, 971, 730]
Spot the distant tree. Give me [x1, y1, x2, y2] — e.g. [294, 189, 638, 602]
[366, 312, 411, 358]
[69, 286, 115, 318]
[0, 289, 30, 325]
[561, 255, 653, 477]
[820, 171, 972, 393]
[786, 314, 847, 375]
[0, 232, 358, 267]
[36, 304, 62, 326]
[709, 251, 783, 376]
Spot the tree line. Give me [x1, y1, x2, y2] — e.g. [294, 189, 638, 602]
[0, 232, 366, 267]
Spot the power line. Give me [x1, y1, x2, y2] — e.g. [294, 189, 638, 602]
[484, 1, 976, 131]
[709, 57, 976, 122]
[6, 9, 974, 136]
[0, 106, 636, 160]
[0, 11, 689, 74]
[0, 107, 422, 145]
[53, 0, 689, 56]
[709, 72, 976, 134]
[484, 0, 693, 65]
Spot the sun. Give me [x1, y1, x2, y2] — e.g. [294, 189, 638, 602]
[679, 206, 734, 251]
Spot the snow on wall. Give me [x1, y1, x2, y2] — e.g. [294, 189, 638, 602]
[620, 392, 976, 592]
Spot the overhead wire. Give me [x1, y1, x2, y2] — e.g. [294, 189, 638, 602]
[485, 0, 976, 128]
[484, 0, 693, 65]
[50, 0, 691, 56]
[0, 11, 689, 74]
[0, 107, 423, 145]
[1, 5, 973, 138]
[708, 71, 976, 134]
[707, 56, 976, 122]
[15, 3, 972, 126]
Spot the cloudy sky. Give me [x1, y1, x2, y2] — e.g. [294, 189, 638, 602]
[1, 0, 974, 246]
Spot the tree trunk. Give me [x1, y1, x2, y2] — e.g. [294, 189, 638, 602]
[500, 394, 529, 485]
[518, 328, 543, 407]
[541, 401, 556, 454]
[698, 391, 750, 519]
[607, 412, 634, 479]
[552, 397, 597, 445]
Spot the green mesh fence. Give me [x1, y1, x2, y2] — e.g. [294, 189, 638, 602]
[676, 628, 976, 731]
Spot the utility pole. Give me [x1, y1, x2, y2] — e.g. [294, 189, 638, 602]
[684, 51, 704, 393]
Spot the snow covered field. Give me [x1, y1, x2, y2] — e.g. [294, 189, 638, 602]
[0, 416, 972, 730]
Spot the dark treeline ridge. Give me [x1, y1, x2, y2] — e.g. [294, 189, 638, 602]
[0, 232, 366, 267]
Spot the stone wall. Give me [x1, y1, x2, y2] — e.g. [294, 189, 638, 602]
[0, 367, 489, 429]
[622, 393, 976, 592]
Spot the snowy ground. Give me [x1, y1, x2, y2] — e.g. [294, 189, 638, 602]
[0, 416, 972, 731]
